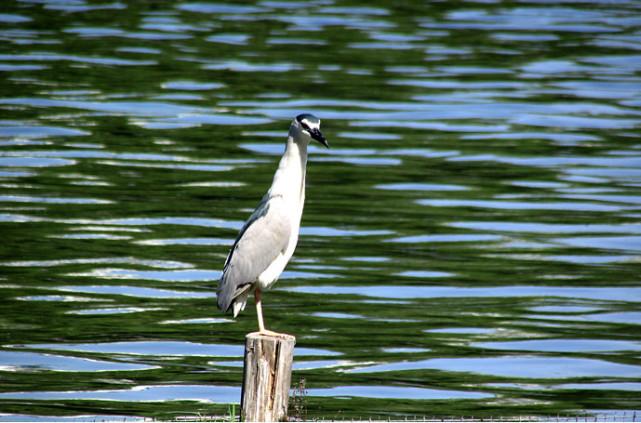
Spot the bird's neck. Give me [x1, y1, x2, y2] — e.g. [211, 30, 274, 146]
[270, 137, 307, 202]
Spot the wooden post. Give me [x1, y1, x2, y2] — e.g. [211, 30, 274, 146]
[240, 332, 296, 422]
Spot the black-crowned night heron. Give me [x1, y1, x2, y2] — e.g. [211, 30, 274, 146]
[217, 114, 328, 335]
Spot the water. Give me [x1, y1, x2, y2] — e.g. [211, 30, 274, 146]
[1, 0, 640, 420]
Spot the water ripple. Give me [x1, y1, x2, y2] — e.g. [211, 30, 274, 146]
[2, 0, 641, 418]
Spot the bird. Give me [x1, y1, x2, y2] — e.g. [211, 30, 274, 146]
[217, 113, 329, 335]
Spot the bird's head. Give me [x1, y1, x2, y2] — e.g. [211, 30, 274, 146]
[291, 113, 329, 148]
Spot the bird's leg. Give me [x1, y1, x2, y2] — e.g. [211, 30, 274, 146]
[255, 287, 279, 336]
[255, 287, 266, 332]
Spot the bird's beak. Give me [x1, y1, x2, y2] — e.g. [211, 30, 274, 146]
[310, 128, 329, 148]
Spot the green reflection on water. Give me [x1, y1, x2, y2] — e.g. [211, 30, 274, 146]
[1, 0, 641, 420]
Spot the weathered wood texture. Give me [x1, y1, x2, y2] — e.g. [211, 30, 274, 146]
[241, 332, 296, 422]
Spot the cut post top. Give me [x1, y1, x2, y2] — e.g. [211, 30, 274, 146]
[246, 331, 296, 342]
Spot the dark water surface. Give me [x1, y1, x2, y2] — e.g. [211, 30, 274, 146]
[1, 0, 641, 420]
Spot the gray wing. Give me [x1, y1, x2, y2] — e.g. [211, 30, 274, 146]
[217, 194, 291, 313]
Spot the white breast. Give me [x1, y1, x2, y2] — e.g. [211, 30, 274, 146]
[256, 137, 307, 290]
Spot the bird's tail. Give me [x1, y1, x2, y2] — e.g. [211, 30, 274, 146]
[217, 278, 251, 316]
[232, 291, 249, 317]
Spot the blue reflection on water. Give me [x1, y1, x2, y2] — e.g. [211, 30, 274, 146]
[0, 351, 157, 372]
[348, 356, 641, 378]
